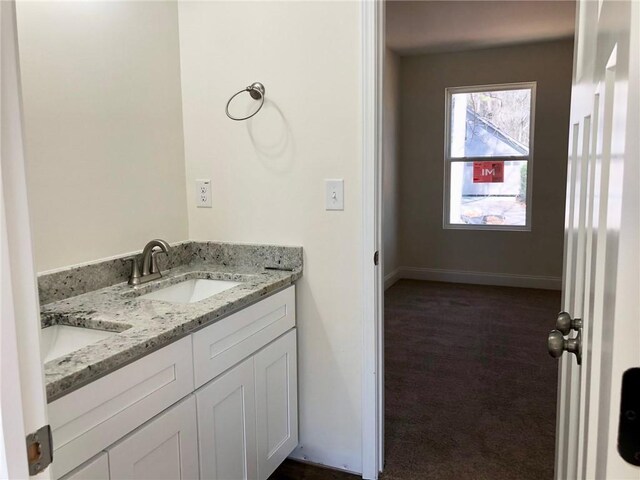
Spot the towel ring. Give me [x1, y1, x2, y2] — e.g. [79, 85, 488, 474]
[225, 82, 266, 121]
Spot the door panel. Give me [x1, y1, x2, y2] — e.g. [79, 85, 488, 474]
[60, 453, 109, 480]
[578, 89, 600, 479]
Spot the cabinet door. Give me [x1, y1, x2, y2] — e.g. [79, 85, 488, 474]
[59, 452, 109, 480]
[196, 357, 258, 480]
[255, 330, 298, 480]
[108, 396, 198, 480]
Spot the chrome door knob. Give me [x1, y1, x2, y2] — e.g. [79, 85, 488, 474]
[556, 311, 583, 335]
[548, 329, 582, 365]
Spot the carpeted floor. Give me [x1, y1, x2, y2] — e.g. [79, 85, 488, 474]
[381, 280, 559, 479]
[270, 280, 560, 480]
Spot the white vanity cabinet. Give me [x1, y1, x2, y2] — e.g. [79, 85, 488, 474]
[196, 329, 298, 480]
[48, 285, 298, 480]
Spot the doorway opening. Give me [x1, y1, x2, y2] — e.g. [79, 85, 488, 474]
[381, 1, 576, 478]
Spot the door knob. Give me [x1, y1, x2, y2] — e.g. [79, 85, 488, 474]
[548, 329, 582, 365]
[556, 311, 583, 335]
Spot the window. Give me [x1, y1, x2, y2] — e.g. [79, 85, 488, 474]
[444, 83, 536, 230]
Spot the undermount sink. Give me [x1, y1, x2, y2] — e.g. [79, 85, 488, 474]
[139, 278, 241, 304]
[40, 325, 116, 363]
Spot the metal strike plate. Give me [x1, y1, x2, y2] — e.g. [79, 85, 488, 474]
[26, 425, 53, 475]
[618, 368, 640, 466]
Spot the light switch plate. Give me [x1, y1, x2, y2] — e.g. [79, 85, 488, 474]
[196, 179, 212, 208]
[325, 179, 344, 211]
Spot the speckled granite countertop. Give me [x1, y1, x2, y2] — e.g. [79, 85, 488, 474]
[40, 242, 302, 402]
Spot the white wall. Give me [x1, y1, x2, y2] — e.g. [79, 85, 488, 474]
[398, 40, 574, 287]
[17, 1, 189, 272]
[178, 1, 364, 473]
[383, 48, 400, 287]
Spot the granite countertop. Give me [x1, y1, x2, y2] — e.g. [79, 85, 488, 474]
[41, 247, 301, 402]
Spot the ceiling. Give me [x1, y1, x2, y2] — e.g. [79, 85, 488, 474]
[386, 0, 576, 55]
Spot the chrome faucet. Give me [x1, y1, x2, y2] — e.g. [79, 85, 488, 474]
[128, 239, 171, 286]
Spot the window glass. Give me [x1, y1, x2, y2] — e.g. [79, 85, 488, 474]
[449, 161, 527, 226]
[450, 88, 532, 158]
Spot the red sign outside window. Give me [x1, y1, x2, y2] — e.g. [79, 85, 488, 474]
[473, 161, 504, 183]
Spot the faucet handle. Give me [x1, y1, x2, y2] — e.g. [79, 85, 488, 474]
[126, 256, 142, 285]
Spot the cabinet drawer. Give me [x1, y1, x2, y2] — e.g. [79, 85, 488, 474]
[193, 286, 295, 388]
[48, 336, 194, 478]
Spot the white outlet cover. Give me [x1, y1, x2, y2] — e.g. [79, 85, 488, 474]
[325, 179, 344, 211]
[196, 179, 212, 208]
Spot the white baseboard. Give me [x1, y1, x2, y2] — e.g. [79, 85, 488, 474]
[384, 268, 401, 290]
[396, 266, 562, 290]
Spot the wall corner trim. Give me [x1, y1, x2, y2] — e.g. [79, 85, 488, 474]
[396, 266, 562, 290]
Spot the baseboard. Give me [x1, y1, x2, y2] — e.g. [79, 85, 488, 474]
[397, 266, 562, 290]
[384, 268, 401, 290]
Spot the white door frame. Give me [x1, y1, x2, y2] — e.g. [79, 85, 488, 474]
[0, 0, 50, 478]
[361, 1, 384, 479]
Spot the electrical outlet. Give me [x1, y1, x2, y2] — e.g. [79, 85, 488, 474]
[325, 179, 344, 211]
[196, 179, 212, 208]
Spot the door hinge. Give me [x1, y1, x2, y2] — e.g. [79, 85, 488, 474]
[373, 250, 379, 266]
[26, 425, 53, 475]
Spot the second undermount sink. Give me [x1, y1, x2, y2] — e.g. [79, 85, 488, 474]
[40, 325, 117, 363]
[139, 278, 241, 304]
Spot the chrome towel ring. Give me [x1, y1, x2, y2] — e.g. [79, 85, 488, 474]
[225, 82, 266, 121]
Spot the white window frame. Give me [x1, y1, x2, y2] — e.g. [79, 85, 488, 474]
[443, 82, 537, 231]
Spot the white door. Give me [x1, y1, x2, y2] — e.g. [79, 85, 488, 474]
[1, 1, 49, 478]
[60, 453, 109, 480]
[108, 396, 199, 480]
[553, 0, 639, 478]
[254, 330, 298, 480]
[196, 357, 257, 480]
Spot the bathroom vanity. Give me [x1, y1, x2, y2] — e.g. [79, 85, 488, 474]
[38, 241, 302, 480]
